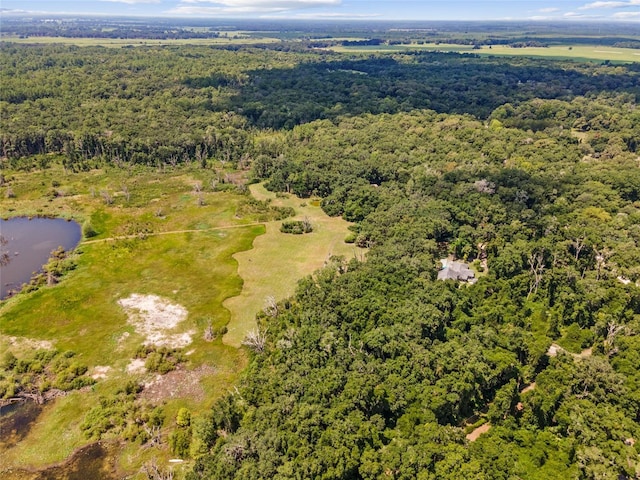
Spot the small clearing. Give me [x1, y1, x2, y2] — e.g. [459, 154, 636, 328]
[117, 294, 193, 348]
[223, 183, 366, 348]
[139, 365, 216, 403]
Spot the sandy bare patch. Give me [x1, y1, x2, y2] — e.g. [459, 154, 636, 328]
[126, 358, 146, 374]
[91, 366, 111, 380]
[5, 335, 54, 351]
[139, 365, 216, 403]
[117, 294, 193, 348]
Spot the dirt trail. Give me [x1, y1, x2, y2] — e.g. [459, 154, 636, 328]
[548, 343, 593, 359]
[81, 222, 264, 245]
[466, 423, 491, 442]
[465, 346, 593, 443]
[520, 382, 536, 394]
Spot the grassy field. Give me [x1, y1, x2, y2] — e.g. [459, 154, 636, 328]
[332, 43, 640, 63]
[0, 162, 359, 475]
[0, 35, 280, 47]
[0, 163, 256, 471]
[223, 184, 366, 347]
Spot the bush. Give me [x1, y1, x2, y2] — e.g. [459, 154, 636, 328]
[135, 345, 184, 373]
[280, 219, 312, 234]
[82, 220, 98, 238]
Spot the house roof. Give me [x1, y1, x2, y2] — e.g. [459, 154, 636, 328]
[437, 260, 475, 282]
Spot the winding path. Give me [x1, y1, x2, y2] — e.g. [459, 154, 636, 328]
[81, 222, 265, 245]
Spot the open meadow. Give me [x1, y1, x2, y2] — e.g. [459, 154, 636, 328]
[0, 161, 359, 476]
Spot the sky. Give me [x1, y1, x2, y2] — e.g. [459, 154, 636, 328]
[1, 0, 639, 22]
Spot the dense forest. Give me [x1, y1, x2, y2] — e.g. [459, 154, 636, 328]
[191, 101, 640, 479]
[2, 32, 640, 479]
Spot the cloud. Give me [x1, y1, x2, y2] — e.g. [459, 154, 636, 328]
[180, 0, 340, 6]
[101, 0, 161, 3]
[538, 7, 560, 12]
[612, 9, 640, 16]
[580, 0, 640, 9]
[564, 11, 603, 18]
[167, 0, 341, 15]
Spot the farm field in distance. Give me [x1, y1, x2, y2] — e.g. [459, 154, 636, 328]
[0, 35, 280, 47]
[333, 43, 640, 63]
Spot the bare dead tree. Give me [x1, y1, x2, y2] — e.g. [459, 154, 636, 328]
[100, 190, 113, 205]
[0, 235, 9, 267]
[594, 246, 613, 281]
[143, 424, 162, 447]
[263, 295, 278, 318]
[302, 216, 312, 233]
[242, 329, 266, 353]
[121, 184, 131, 203]
[204, 319, 214, 342]
[527, 250, 545, 298]
[604, 321, 627, 356]
[141, 459, 174, 480]
[572, 235, 586, 262]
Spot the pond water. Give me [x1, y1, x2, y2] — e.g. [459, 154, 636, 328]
[0, 217, 81, 299]
[1, 401, 120, 479]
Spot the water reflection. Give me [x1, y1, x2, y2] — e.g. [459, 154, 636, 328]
[0, 217, 81, 299]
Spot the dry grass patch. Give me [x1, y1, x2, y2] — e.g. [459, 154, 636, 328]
[223, 183, 366, 347]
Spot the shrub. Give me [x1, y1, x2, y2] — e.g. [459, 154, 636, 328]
[280, 219, 312, 234]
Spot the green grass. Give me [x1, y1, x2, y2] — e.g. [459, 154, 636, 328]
[332, 43, 640, 63]
[0, 163, 258, 470]
[0, 164, 364, 473]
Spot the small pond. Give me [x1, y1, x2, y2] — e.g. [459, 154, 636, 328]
[0, 217, 81, 299]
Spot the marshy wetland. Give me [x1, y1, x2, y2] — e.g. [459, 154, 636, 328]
[0, 162, 362, 477]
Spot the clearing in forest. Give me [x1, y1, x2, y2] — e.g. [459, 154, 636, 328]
[223, 183, 366, 347]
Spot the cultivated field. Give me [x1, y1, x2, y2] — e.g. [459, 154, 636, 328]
[0, 35, 280, 47]
[333, 42, 640, 63]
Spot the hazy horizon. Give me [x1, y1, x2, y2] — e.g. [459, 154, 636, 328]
[1, 0, 639, 22]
